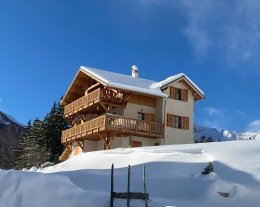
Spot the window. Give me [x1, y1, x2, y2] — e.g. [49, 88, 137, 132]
[172, 115, 182, 129]
[169, 86, 188, 102]
[167, 113, 189, 130]
[174, 88, 182, 100]
[137, 112, 145, 120]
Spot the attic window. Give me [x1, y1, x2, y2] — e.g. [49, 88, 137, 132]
[170, 86, 188, 102]
[174, 88, 182, 100]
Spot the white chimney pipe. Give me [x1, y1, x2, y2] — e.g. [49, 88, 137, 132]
[131, 65, 138, 78]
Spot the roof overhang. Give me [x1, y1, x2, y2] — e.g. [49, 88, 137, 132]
[161, 75, 205, 101]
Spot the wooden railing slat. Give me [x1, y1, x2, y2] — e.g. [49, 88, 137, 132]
[61, 114, 164, 143]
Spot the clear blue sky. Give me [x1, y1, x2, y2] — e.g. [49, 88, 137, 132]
[1, 0, 260, 132]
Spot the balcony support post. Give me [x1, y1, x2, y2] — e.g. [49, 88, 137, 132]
[76, 140, 84, 149]
[98, 133, 114, 150]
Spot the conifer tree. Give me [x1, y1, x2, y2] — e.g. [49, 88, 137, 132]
[43, 101, 68, 163]
[16, 120, 32, 169]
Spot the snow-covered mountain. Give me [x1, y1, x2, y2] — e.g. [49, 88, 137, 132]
[0, 111, 24, 126]
[194, 125, 260, 142]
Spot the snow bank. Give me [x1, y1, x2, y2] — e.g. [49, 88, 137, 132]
[1, 141, 260, 207]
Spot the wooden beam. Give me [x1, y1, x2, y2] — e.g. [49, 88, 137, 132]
[87, 82, 101, 93]
[76, 141, 84, 149]
[100, 102, 109, 112]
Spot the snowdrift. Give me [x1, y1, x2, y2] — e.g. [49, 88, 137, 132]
[1, 140, 260, 207]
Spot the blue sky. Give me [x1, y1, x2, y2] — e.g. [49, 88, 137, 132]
[1, 0, 260, 132]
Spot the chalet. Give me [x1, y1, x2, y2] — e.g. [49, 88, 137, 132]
[59, 65, 204, 161]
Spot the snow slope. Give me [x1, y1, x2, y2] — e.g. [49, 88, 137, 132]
[1, 141, 260, 207]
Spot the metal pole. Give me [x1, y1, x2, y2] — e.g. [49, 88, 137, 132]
[143, 165, 148, 207]
[110, 164, 114, 207]
[127, 165, 131, 207]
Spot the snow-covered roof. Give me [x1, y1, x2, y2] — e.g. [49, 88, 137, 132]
[80, 66, 167, 97]
[80, 66, 204, 98]
[151, 73, 205, 97]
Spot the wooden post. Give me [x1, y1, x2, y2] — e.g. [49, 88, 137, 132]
[127, 165, 131, 207]
[143, 165, 148, 207]
[110, 164, 114, 207]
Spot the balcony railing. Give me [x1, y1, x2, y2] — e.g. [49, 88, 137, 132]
[64, 88, 126, 118]
[61, 114, 164, 144]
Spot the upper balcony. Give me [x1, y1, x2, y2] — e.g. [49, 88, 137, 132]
[63, 87, 128, 119]
[61, 113, 164, 144]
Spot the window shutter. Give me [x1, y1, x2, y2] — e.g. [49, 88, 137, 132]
[167, 113, 172, 127]
[145, 113, 155, 122]
[131, 140, 142, 148]
[183, 89, 188, 102]
[183, 116, 189, 130]
[170, 86, 174, 99]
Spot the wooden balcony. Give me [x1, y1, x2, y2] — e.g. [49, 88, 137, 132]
[63, 87, 127, 118]
[61, 114, 164, 144]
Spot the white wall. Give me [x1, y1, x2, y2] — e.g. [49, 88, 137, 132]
[164, 81, 194, 144]
[83, 140, 97, 152]
[124, 103, 156, 119]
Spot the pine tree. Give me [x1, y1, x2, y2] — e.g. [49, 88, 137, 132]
[43, 101, 68, 163]
[15, 100, 68, 169]
[16, 120, 32, 169]
[201, 162, 214, 175]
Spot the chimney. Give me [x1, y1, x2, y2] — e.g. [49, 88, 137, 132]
[131, 65, 138, 78]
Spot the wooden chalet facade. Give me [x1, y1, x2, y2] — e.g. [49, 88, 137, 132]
[59, 66, 204, 161]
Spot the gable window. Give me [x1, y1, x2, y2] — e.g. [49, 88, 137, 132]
[174, 88, 182, 101]
[170, 86, 188, 102]
[167, 113, 189, 130]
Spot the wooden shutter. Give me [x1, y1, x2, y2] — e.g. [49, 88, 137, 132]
[183, 116, 189, 130]
[146, 113, 155, 122]
[167, 113, 172, 127]
[170, 86, 174, 99]
[131, 140, 142, 148]
[183, 89, 188, 102]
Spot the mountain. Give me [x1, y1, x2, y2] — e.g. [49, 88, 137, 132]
[0, 111, 24, 168]
[194, 125, 260, 142]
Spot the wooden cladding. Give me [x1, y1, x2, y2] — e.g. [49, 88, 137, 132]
[128, 94, 156, 108]
[167, 113, 189, 130]
[169, 86, 188, 102]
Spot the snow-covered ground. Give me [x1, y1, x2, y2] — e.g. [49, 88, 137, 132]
[1, 140, 260, 207]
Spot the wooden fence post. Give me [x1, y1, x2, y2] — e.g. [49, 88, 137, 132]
[143, 165, 148, 207]
[110, 164, 114, 207]
[127, 165, 131, 207]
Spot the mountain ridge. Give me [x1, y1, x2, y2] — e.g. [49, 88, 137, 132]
[194, 125, 260, 142]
